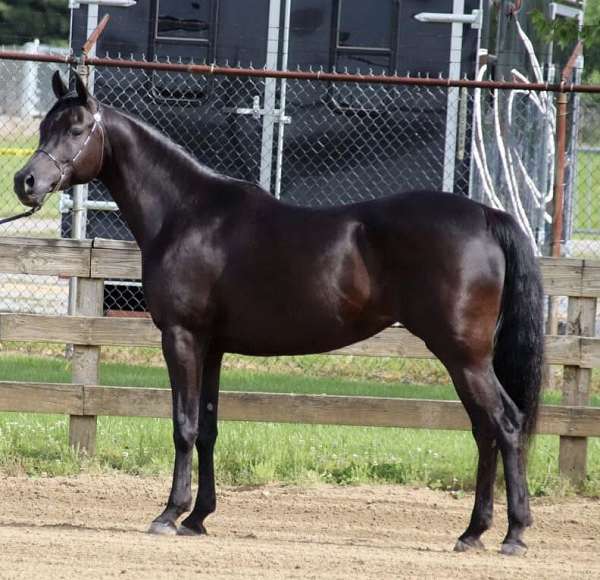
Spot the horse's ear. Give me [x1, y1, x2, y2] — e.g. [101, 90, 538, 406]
[51, 70, 69, 99]
[74, 71, 89, 103]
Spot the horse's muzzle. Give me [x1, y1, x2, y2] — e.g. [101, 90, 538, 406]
[14, 169, 49, 208]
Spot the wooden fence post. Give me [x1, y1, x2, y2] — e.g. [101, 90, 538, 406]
[558, 295, 597, 485]
[69, 277, 103, 455]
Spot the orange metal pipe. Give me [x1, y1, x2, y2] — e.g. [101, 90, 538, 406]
[551, 41, 583, 257]
[551, 92, 569, 257]
[82, 14, 111, 57]
[0, 50, 599, 94]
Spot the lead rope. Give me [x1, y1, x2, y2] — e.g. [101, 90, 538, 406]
[0, 205, 40, 226]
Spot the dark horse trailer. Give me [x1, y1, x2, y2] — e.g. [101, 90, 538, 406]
[67, 0, 483, 311]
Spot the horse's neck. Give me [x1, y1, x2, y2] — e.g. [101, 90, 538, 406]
[98, 108, 210, 247]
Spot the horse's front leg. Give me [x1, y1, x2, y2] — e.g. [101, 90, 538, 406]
[148, 325, 206, 535]
[178, 350, 223, 536]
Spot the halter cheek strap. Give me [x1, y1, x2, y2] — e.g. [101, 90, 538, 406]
[35, 110, 104, 194]
[35, 149, 65, 193]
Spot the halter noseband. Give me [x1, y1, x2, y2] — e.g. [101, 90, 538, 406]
[35, 109, 104, 194]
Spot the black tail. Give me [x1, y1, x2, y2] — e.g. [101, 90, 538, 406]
[487, 208, 545, 443]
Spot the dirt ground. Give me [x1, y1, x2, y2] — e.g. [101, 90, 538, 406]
[0, 475, 598, 579]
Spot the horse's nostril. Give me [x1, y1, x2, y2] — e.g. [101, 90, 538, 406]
[25, 174, 35, 189]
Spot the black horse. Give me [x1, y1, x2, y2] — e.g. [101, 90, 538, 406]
[14, 71, 544, 555]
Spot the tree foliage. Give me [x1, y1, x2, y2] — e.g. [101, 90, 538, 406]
[530, 1, 600, 81]
[0, 0, 69, 46]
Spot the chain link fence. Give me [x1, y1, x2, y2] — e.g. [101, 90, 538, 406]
[0, 52, 597, 323]
[572, 97, 600, 254]
[0, 48, 69, 315]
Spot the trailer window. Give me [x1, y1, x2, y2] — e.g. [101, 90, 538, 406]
[338, 0, 392, 50]
[152, 0, 219, 103]
[333, 0, 397, 72]
[156, 0, 212, 41]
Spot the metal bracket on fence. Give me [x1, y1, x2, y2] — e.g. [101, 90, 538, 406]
[235, 95, 291, 124]
[414, 9, 482, 29]
[69, 1, 136, 8]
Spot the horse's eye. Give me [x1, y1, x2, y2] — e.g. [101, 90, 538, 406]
[70, 126, 84, 137]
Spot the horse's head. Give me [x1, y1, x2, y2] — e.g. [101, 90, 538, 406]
[13, 71, 105, 208]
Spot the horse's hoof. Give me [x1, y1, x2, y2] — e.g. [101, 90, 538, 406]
[500, 541, 527, 556]
[147, 521, 177, 536]
[177, 524, 206, 537]
[454, 538, 485, 552]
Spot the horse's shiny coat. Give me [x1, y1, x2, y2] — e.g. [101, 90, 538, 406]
[14, 71, 544, 555]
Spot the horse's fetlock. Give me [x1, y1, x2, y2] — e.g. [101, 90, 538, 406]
[479, 510, 494, 532]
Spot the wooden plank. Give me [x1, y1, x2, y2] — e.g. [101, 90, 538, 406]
[332, 327, 431, 357]
[339, 333, 592, 366]
[559, 296, 596, 485]
[581, 261, 600, 296]
[92, 238, 139, 250]
[1, 314, 599, 368]
[220, 392, 471, 429]
[84, 384, 171, 417]
[91, 247, 141, 280]
[0, 313, 95, 343]
[0, 381, 83, 414]
[0, 235, 598, 297]
[69, 415, 97, 454]
[559, 437, 588, 482]
[539, 258, 584, 297]
[545, 335, 582, 366]
[92, 252, 591, 293]
[0, 237, 91, 277]
[0, 237, 92, 250]
[0, 313, 161, 347]
[0, 380, 597, 437]
[88, 247, 600, 297]
[1, 236, 600, 297]
[91, 237, 141, 279]
[68, 278, 104, 455]
[82, 385, 600, 437]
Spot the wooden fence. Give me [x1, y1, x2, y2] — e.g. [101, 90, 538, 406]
[0, 237, 599, 483]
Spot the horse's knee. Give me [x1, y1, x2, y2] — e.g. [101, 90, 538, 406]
[173, 416, 199, 453]
[162, 326, 197, 356]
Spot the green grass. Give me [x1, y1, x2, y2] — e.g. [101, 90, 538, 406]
[0, 353, 598, 495]
[574, 149, 600, 237]
[1, 412, 598, 496]
[0, 352, 596, 405]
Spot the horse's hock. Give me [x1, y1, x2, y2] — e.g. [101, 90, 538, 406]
[0, 236, 598, 482]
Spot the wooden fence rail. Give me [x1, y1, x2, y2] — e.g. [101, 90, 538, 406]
[1, 381, 600, 435]
[0, 237, 598, 484]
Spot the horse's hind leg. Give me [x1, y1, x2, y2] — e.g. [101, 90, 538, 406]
[495, 387, 532, 555]
[454, 426, 498, 552]
[447, 363, 531, 555]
